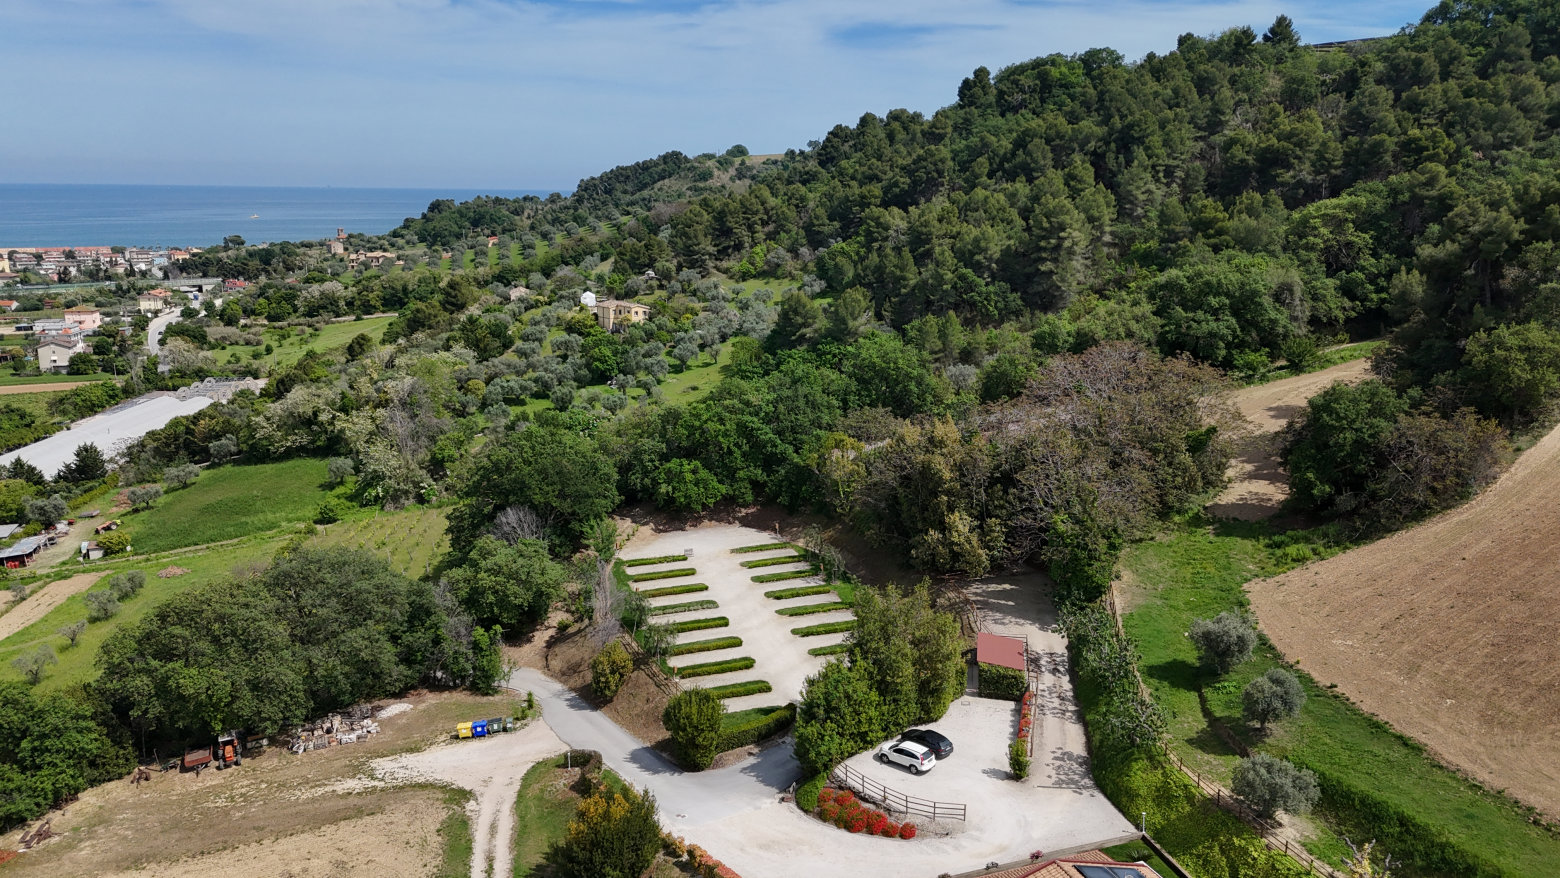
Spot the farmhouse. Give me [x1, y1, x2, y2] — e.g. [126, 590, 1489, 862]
[137, 289, 172, 314]
[592, 298, 651, 332]
[35, 336, 86, 372]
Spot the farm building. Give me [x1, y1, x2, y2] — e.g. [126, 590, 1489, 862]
[0, 536, 43, 568]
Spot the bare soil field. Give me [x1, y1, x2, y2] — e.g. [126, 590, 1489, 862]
[1206, 358, 1374, 520]
[0, 690, 520, 877]
[1249, 421, 1560, 817]
[0, 382, 99, 395]
[0, 572, 101, 641]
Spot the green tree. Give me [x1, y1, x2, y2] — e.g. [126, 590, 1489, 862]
[449, 422, 620, 552]
[849, 582, 965, 728]
[545, 786, 662, 878]
[662, 687, 724, 770]
[442, 536, 565, 629]
[66, 352, 98, 375]
[127, 484, 163, 509]
[766, 291, 823, 352]
[590, 641, 633, 700]
[163, 463, 200, 490]
[469, 625, 504, 695]
[1232, 754, 1320, 818]
[794, 660, 887, 776]
[1189, 612, 1256, 676]
[1462, 322, 1560, 420]
[1242, 668, 1306, 731]
[23, 494, 66, 526]
[652, 459, 726, 511]
[326, 457, 355, 485]
[1281, 380, 1407, 514]
[10, 644, 55, 684]
[57, 443, 107, 483]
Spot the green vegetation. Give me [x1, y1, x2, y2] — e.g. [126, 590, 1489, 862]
[775, 601, 850, 617]
[731, 542, 794, 553]
[512, 755, 632, 877]
[703, 680, 772, 699]
[672, 656, 755, 678]
[669, 636, 741, 656]
[663, 688, 724, 770]
[1100, 841, 1175, 878]
[1259, 340, 1383, 384]
[751, 566, 818, 583]
[807, 643, 849, 657]
[646, 599, 718, 616]
[436, 789, 476, 878]
[221, 316, 395, 369]
[637, 583, 707, 599]
[1120, 519, 1560, 876]
[791, 620, 855, 637]
[628, 567, 697, 582]
[763, 584, 833, 600]
[717, 703, 794, 750]
[306, 506, 450, 579]
[122, 458, 341, 554]
[667, 616, 728, 634]
[590, 641, 633, 700]
[622, 554, 688, 567]
[739, 553, 807, 568]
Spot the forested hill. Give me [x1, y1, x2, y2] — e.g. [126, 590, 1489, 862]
[395, 0, 1560, 418]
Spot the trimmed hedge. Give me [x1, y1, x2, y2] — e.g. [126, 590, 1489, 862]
[807, 643, 849, 657]
[675, 657, 756, 678]
[740, 554, 808, 568]
[796, 771, 828, 811]
[704, 680, 773, 699]
[648, 599, 719, 616]
[718, 704, 795, 750]
[764, 585, 833, 600]
[670, 616, 729, 634]
[639, 583, 709, 598]
[777, 601, 851, 617]
[732, 541, 794, 553]
[791, 620, 857, 637]
[629, 567, 698, 582]
[752, 566, 820, 583]
[670, 636, 742, 656]
[623, 554, 688, 567]
[978, 663, 1028, 701]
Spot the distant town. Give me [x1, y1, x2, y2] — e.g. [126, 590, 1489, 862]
[0, 245, 200, 285]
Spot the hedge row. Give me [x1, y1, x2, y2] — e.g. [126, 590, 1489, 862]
[639, 583, 709, 599]
[978, 663, 1028, 701]
[752, 566, 820, 583]
[732, 542, 795, 553]
[670, 616, 729, 634]
[704, 680, 773, 699]
[739, 554, 808, 569]
[792, 620, 857, 637]
[670, 636, 742, 656]
[777, 601, 851, 617]
[674, 656, 756, 678]
[649, 599, 720, 616]
[764, 585, 833, 600]
[718, 704, 795, 750]
[795, 772, 828, 811]
[629, 567, 698, 582]
[623, 554, 688, 567]
[807, 643, 849, 657]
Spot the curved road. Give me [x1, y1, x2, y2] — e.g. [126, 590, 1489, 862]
[146, 310, 181, 361]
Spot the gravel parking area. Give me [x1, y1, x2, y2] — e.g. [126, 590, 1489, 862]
[623, 524, 852, 712]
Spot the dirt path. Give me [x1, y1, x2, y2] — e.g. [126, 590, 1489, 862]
[1206, 358, 1374, 520]
[373, 720, 567, 878]
[0, 382, 106, 395]
[1249, 420, 1560, 817]
[0, 572, 101, 641]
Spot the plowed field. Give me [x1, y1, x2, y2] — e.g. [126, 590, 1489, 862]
[1249, 421, 1560, 816]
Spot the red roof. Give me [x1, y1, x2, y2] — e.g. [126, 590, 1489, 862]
[977, 632, 1026, 671]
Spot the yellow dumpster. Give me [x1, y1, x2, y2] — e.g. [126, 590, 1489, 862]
[457, 722, 473, 739]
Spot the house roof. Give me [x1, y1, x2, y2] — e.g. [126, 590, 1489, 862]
[977, 631, 1027, 671]
[981, 850, 1162, 878]
[0, 537, 43, 559]
[0, 524, 19, 539]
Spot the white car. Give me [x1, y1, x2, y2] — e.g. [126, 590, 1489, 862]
[876, 740, 936, 774]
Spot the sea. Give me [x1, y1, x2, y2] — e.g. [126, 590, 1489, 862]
[0, 183, 558, 249]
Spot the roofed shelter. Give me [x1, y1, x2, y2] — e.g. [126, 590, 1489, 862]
[975, 631, 1029, 699]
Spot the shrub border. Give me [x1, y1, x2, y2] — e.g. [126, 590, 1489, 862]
[623, 554, 689, 567]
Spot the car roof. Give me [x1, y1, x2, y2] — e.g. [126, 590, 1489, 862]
[897, 741, 932, 756]
[911, 729, 951, 744]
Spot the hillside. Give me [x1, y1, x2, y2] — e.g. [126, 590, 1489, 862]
[1249, 419, 1560, 817]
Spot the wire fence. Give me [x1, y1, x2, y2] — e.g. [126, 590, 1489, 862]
[829, 762, 967, 823]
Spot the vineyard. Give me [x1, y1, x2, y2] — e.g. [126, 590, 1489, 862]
[308, 507, 450, 579]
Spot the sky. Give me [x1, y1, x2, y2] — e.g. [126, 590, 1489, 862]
[1, 0, 1434, 191]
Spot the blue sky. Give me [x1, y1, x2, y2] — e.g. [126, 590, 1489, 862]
[1, 0, 1432, 190]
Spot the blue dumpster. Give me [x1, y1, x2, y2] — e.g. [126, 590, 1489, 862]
[472, 719, 488, 738]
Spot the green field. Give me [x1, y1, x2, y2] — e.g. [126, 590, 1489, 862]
[120, 458, 342, 554]
[1120, 517, 1560, 874]
[307, 505, 451, 580]
[0, 389, 71, 419]
[218, 315, 394, 368]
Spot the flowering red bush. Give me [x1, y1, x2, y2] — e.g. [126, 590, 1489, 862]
[846, 815, 868, 833]
[879, 820, 899, 837]
[817, 787, 837, 805]
[820, 803, 840, 821]
[867, 812, 888, 834]
[899, 823, 918, 839]
[834, 789, 855, 805]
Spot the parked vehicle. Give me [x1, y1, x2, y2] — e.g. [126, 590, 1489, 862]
[215, 731, 242, 769]
[899, 728, 954, 761]
[877, 740, 937, 774]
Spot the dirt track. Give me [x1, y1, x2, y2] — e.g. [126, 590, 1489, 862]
[1206, 359, 1374, 520]
[0, 573, 101, 641]
[1249, 421, 1560, 816]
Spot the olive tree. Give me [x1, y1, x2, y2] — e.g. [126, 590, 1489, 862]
[127, 484, 163, 509]
[12, 644, 57, 684]
[164, 463, 200, 490]
[1242, 668, 1306, 731]
[1189, 611, 1256, 675]
[1232, 754, 1319, 818]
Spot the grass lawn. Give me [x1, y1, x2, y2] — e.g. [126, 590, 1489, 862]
[218, 315, 394, 369]
[0, 532, 292, 690]
[1120, 516, 1560, 874]
[1101, 840, 1175, 877]
[0, 372, 117, 387]
[120, 458, 341, 554]
[435, 788, 475, 878]
[307, 505, 451, 580]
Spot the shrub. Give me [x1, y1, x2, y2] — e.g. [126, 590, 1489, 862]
[807, 643, 849, 657]
[675, 656, 755, 678]
[669, 636, 742, 656]
[106, 570, 146, 601]
[663, 688, 725, 770]
[1009, 739, 1031, 780]
[315, 497, 352, 524]
[623, 554, 688, 567]
[639, 583, 708, 598]
[899, 823, 917, 839]
[978, 663, 1028, 701]
[776, 601, 851, 616]
[96, 529, 131, 555]
[590, 641, 633, 700]
[791, 620, 856, 637]
[648, 599, 720, 616]
[732, 542, 794, 553]
[717, 704, 794, 750]
[1232, 754, 1319, 819]
[752, 567, 819, 583]
[740, 554, 807, 568]
[804, 780, 831, 810]
[1241, 668, 1307, 731]
[669, 616, 729, 634]
[1188, 611, 1256, 675]
[545, 786, 661, 878]
[629, 567, 697, 582]
[83, 590, 120, 622]
[794, 660, 886, 776]
[704, 680, 772, 699]
[763, 585, 833, 600]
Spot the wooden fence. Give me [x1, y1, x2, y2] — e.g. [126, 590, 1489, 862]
[829, 762, 967, 823]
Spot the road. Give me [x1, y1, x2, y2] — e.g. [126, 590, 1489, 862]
[146, 310, 181, 370]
